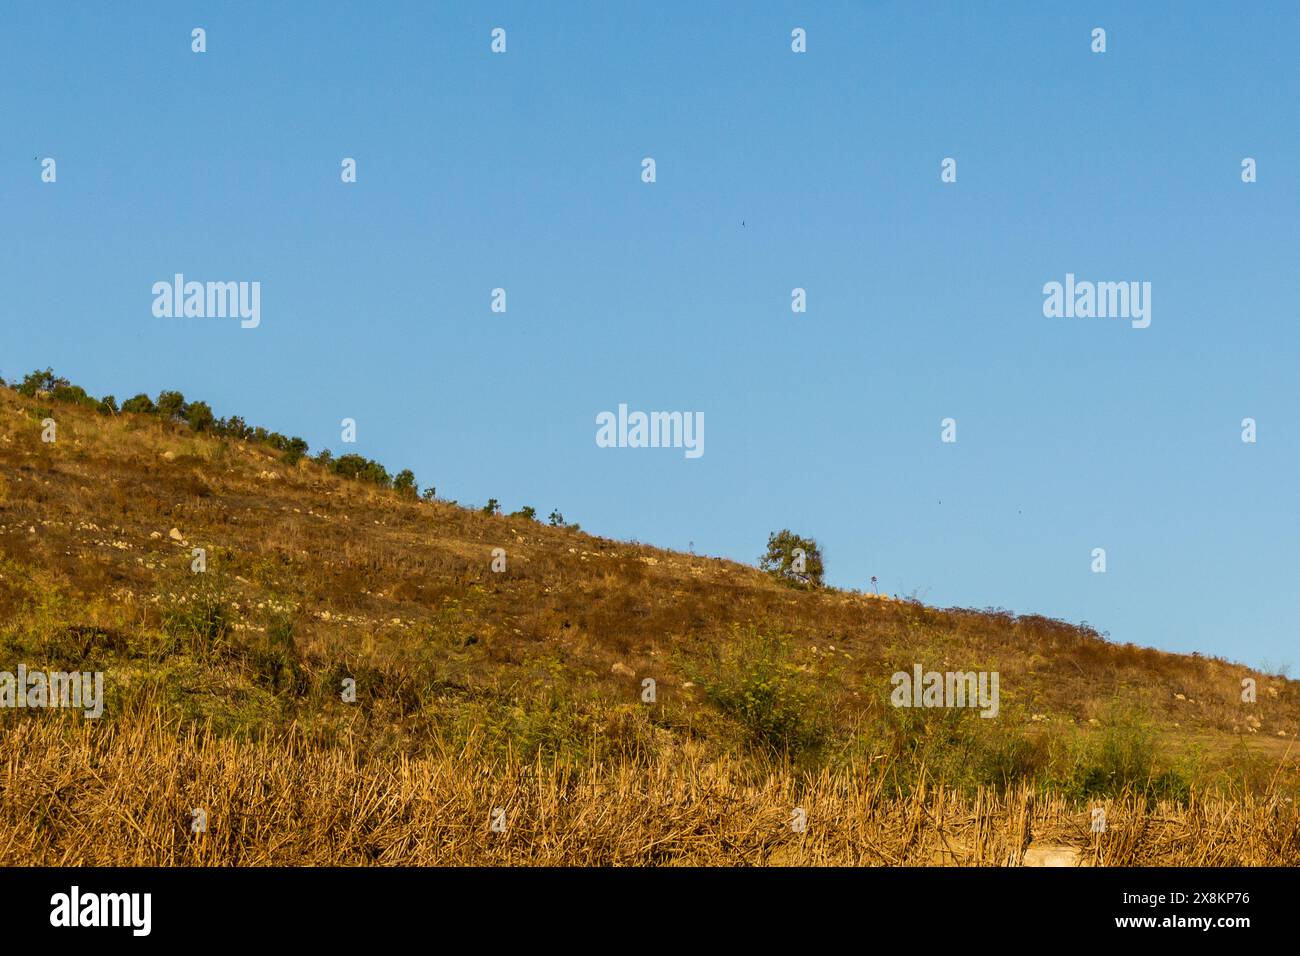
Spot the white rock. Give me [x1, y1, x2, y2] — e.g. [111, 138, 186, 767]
[1023, 845, 1086, 867]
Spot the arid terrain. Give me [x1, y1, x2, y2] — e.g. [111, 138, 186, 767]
[0, 377, 1296, 865]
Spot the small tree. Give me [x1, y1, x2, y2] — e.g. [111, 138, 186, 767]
[155, 390, 186, 421]
[482, 498, 501, 516]
[121, 393, 156, 414]
[759, 529, 825, 588]
[511, 505, 537, 520]
[421, 486, 437, 502]
[332, 454, 368, 479]
[18, 368, 64, 396]
[394, 469, 417, 498]
[184, 400, 215, 432]
[360, 459, 391, 487]
[220, 415, 252, 440]
[548, 509, 565, 527]
[280, 437, 309, 466]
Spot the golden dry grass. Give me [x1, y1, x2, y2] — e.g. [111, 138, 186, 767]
[3, 709, 1295, 866]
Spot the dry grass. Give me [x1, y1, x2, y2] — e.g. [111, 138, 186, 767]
[2, 709, 1295, 866]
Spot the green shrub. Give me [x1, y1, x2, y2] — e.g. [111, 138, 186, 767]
[759, 529, 825, 588]
[331, 453, 391, 486]
[217, 415, 252, 440]
[1064, 704, 1191, 802]
[155, 390, 186, 421]
[690, 627, 827, 758]
[280, 437, 308, 466]
[184, 400, 215, 432]
[394, 469, 417, 497]
[121, 393, 155, 414]
[18, 368, 63, 397]
[50, 383, 98, 409]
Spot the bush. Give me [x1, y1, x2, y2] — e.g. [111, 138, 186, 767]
[867, 692, 1049, 796]
[759, 529, 825, 588]
[690, 627, 827, 758]
[121, 393, 155, 414]
[184, 400, 215, 432]
[17, 368, 64, 397]
[394, 469, 417, 497]
[1066, 705, 1191, 802]
[511, 506, 537, 520]
[217, 415, 252, 440]
[155, 390, 186, 421]
[50, 383, 99, 409]
[280, 437, 308, 466]
[482, 498, 501, 516]
[331, 454, 391, 487]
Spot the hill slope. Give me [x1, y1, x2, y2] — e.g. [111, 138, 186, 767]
[0, 383, 1297, 865]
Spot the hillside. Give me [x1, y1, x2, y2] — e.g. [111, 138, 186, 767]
[1, 379, 1297, 865]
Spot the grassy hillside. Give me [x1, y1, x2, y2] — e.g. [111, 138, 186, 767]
[1, 380, 1297, 865]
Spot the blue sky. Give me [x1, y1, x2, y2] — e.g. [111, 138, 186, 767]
[3, 2, 1297, 667]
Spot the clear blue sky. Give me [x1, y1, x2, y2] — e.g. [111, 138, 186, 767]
[3, 2, 1297, 668]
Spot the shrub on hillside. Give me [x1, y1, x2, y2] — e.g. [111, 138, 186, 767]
[50, 383, 98, 409]
[217, 415, 253, 440]
[393, 469, 417, 498]
[1065, 704, 1192, 803]
[184, 400, 215, 432]
[547, 509, 579, 530]
[121, 393, 156, 414]
[760, 529, 825, 588]
[331, 453, 391, 487]
[280, 436, 308, 466]
[865, 688, 1050, 796]
[155, 390, 186, 421]
[689, 627, 829, 759]
[17, 368, 63, 396]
